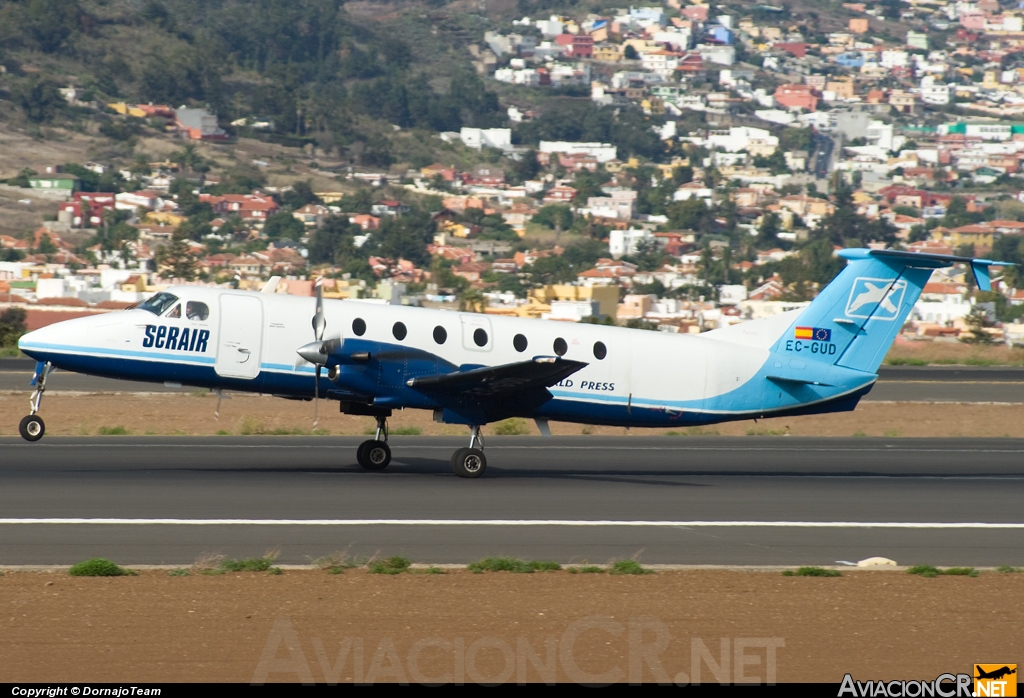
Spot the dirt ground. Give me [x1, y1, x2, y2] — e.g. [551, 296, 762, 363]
[0, 568, 1019, 683]
[1, 392, 1023, 438]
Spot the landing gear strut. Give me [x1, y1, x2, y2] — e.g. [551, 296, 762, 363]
[450, 425, 486, 478]
[20, 362, 52, 442]
[356, 415, 391, 471]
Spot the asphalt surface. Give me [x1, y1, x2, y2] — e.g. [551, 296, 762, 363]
[3, 360, 1023, 402]
[1, 436, 1022, 566]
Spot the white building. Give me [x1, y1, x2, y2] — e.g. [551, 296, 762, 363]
[460, 127, 513, 151]
[609, 227, 652, 258]
[538, 141, 618, 163]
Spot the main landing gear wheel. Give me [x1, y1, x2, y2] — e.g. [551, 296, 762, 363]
[356, 415, 391, 471]
[357, 440, 391, 471]
[450, 447, 486, 478]
[19, 415, 45, 442]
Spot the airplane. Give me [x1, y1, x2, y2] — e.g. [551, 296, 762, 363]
[975, 666, 1016, 681]
[14, 248, 1011, 478]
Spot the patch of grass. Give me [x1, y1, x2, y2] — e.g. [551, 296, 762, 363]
[852, 430, 867, 437]
[493, 418, 530, 435]
[414, 566, 446, 574]
[168, 568, 190, 577]
[97, 425, 129, 435]
[885, 357, 928, 366]
[391, 426, 422, 436]
[189, 389, 210, 397]
[468, 557, 562, 573]
[68, 558, 136, 577]
[581, 425, 594, 435]
[215, 430, 230, 435]
[220, 556, 276, 572]
[609, 560, 651, 575]
[368, 555, 413, 575]
[782, 566, 842, 577]
[567, 565, 605, 574]
[882, 429, 902, 438]
[942, 566, 978, 577]
[268, 567, 283, 575]
[314, 552, 365, 574]
[996, 565, 1022, 573]
[908, 564, 978, 577]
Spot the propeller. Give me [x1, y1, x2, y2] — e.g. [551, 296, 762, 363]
[296, 280, 341, 427]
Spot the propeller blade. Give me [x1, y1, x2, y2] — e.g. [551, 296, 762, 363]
[312, 279, 326, 342]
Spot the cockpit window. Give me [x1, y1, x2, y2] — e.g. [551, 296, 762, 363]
[137, 292, 179, 316]
[186, 301, 209, 321]
[166, 304, 181, 318]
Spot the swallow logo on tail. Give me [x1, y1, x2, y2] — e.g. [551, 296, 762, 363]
[845, 278, 907, 320]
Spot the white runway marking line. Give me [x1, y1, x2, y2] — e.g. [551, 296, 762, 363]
[1, 519, 1024, 529]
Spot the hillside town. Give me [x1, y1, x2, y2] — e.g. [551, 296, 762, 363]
[6, 0, 1024, 348]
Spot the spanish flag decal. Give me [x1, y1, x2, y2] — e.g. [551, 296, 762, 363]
[795, 327, 832, 342]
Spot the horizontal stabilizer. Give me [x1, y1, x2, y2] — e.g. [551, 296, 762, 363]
[845, 249, 1013, 292]
[407, 357, 587, 399]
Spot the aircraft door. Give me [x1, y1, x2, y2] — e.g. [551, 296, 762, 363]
[215, 294, 263, 379]
[460, 314, 493, 353]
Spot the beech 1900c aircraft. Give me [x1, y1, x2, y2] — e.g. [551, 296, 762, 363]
[15, 248, 1009, 478]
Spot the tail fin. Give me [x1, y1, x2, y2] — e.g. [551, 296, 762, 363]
[771, 249, 1009, 374]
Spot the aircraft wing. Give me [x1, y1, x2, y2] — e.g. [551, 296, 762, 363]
[406, 357, 587, 398]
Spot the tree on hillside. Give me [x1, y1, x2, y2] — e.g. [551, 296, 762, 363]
[0, 307, 28, 348]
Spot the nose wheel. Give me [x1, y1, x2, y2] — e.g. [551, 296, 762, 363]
[450, 426, 487, 478]
[20, 361, 52, 442]
[19, 414, 45, 442]
[356, 415, 392, 471]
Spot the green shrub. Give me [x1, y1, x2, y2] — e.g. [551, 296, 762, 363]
[907, 565, 940, 577]
[368, 556, 413, 575]
[68, 558, 136, 576]
[996, 565, 1021, 573]
[567, 566, 605, 574]
[609, 560, 651, 575]
[782, 567, 842, 577]
[97, 425, 128, 435]
[468, 557, 561, 573]
[493, 418, 530, 435]
[219, 555, 277, 572]
[942, 567, 978, 577]
[168, 568, 190, 577]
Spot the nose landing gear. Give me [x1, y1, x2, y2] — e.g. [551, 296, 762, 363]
[20, 362, 52, 442]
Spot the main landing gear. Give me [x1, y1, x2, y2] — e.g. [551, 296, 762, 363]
[20, 362, 52, 442]
[450, 425, 486, 479]
[356, 415, 391, 471]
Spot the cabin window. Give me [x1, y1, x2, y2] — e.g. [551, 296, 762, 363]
[393, 322, 407, 341]
[185, 301, 209, 321]
[433, 326, 447, 344]
[513, 334, 528, 352]
[593, 341, 607, 360]
[553, 337, 567, 356]
[473, 328, 488, 347]
[165, 304, 181, 319]
[137, 292, 178, 316]
[352, 318, 366, 336]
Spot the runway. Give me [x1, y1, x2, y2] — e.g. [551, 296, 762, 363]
[2, 361, 1023, 401]
[1, 436, 1022, 567]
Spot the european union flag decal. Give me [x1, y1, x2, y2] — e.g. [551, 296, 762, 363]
[795, 326, 832, 341]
